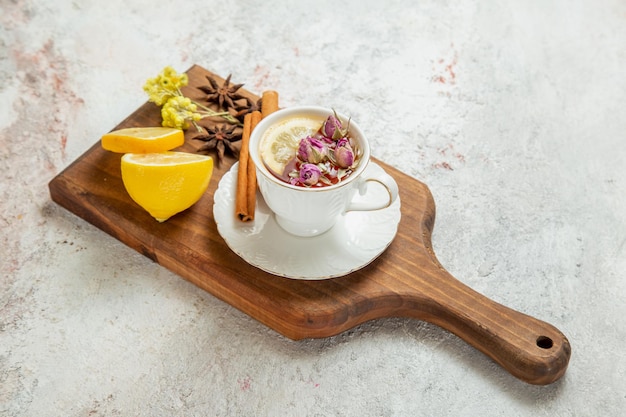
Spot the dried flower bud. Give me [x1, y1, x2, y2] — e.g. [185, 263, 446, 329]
[298, 163, 322, 186]
[333, 138, 354, 168]
[321, 110, 350, 141]
[297, 136, 327, 163]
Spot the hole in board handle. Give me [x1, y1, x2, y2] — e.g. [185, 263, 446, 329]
[536, 335, 554, 349]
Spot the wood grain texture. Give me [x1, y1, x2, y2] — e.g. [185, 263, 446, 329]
[48, 64, 570, 385]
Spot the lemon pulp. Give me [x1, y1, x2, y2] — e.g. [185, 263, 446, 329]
[102, 127, 184, 153]
[120, 152, 213, 222]
[259, 117, 322, 175]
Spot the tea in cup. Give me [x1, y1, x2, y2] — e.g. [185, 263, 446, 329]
[249, 106, 398, 237]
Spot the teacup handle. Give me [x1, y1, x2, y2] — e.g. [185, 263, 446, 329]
[346, 170, 399, 212]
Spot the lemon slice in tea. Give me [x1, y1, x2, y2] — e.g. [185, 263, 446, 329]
[121, 152, 213, 222]
[259, 117, 321, 175]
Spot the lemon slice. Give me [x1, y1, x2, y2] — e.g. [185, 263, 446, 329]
[120, 152, 213, 222]
[102, 127, 184, 153]
[260, 117, 322, 174]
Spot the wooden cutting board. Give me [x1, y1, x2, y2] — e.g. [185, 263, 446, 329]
[48, 64, 570, 385]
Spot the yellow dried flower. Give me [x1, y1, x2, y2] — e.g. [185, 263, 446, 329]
[161, 96, 201, 130]
[143, 66, 242, 131]
[143, 66, 189, 106]
[161, 66, 188, 89]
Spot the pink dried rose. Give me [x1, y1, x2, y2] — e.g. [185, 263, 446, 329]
[297, 136, 327, 163]
[321, 111, 350, 140]
[333, 138, 355, 168]
[297, 163, 322, 186]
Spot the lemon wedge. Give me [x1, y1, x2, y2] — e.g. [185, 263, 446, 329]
[102, 127, 184, 153]
[120, 152, 213, 222]
[259, 117, 322, 175]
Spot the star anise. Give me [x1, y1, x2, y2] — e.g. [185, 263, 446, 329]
[193, 124, 241, 163]
[197, 74, 246, 112]
[233, 96, 262, 121]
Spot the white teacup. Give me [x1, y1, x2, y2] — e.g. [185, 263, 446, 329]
[249, 106, 399, 237]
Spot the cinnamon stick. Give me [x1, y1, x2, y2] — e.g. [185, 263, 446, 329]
[261, 90, 279, 117]
[236, 113, 253, 221]
[236, 91, 280, 222]
[245, 111, 262, 220]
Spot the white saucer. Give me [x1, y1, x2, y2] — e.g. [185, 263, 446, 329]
[213, 162, 401, 280]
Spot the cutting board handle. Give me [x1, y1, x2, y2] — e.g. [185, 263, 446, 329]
[398, 265, 571, 385]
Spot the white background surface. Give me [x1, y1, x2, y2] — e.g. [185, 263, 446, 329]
[1, 0, 625, 415]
